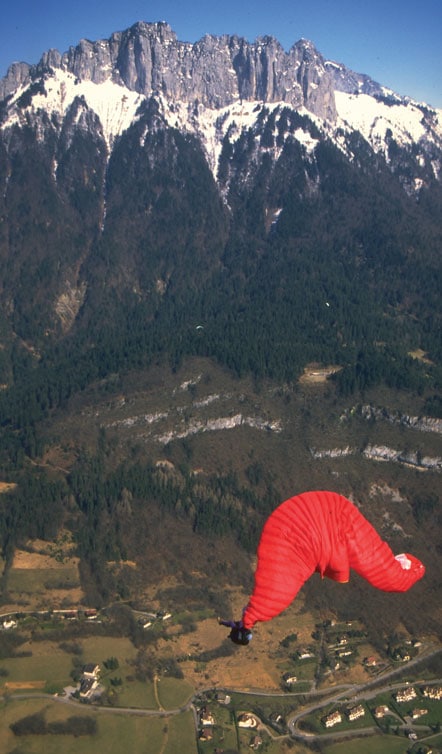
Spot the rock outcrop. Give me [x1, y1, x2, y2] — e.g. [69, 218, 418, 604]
[2, 22, 337, 120]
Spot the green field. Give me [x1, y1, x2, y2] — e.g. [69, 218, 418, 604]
[111, 678, 158, 709]
[155, 676, 194, 709]
[0, 698, 198, 754]
[0, 631, 200, 754]
[0, 642, 73, 691]
[7, 566, 80, 594]
[322, 735, 417, 754]
[78, 635, 138, 665]
[0, 635, 194, 710]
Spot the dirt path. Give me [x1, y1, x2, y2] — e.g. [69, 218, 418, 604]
[153, 675, 164, 711]
[5, 681, 46, 690]
[157, 723, 169, 754]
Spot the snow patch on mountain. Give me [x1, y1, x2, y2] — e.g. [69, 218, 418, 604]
[4, 68, 144, 149]
[160, 98, 319, 177]
[160, 99, 269, 173]
[335, 91, 442, 156]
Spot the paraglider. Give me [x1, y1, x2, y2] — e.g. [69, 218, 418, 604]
[218, 618, 252, 645]
[221, 490, 425, 643]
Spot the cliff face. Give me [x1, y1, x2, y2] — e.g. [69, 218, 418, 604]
[2, 22, 337, 120]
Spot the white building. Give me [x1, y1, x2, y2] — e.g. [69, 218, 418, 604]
[323, 711, 342, 727]
[238, 714, 258, 728]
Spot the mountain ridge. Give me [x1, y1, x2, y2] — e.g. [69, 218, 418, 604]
[0, 22, 336, 117]
[2, 21, 440, 114]
[0, 20, 441, 396]
[1, 21, 440, 182]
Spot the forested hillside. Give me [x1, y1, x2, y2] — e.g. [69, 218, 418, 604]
[0, 23, 441, 639]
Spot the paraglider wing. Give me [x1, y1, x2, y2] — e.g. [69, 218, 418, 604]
[241, 501, 318, 628]
[242, 491, 425, 630]
[345, 504, 425, 591]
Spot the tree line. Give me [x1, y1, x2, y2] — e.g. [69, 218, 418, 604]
[0, 449, 280, 602]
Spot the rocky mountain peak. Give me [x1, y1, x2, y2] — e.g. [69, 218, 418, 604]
[325, 59, 386, 98]
[1, 22, 337, 120]
[0, 61, 32, 99]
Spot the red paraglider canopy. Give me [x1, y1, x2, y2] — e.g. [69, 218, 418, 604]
[242, 490, 424, 629]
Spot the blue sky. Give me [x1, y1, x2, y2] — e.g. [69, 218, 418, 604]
[1, 0, 441, 107]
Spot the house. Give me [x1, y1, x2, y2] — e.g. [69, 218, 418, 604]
[411, 708, 428, 719]
[200, 707, 215, 726]
[216, 692, 231, 705]
[297, 649, 315, 660]
[347, 704, 365, 721]
[79, 677, 98, 699]
[323, 711, 342, 728]
[157, 611, 172, 620]
[423, 686, 442, 699]
[238, 714, 258, 728]
[269, 712, 284, 726]
[79, 662, 101, 700]
[199, 728, 213, 741]
[363, 656, 378, 667]
[283, 673, 297, 684]
[82, 663, 100, 679]
[250, 734, 262, 749]
[396, 687, 417, 703]
[53, 609, 77, 620]
[336, 649, 352, 657]
[374, 705, 390, 718]
[2, 619, 17, 630]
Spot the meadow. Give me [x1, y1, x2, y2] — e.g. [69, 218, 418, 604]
[322, 737, 415, 754]
[0, 697, 198, 754]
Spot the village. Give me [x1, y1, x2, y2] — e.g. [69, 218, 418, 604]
[191, 679, 442, 749]
[322, 684, 442, 732]
[1, 605, 441, 751]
